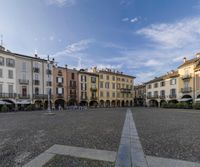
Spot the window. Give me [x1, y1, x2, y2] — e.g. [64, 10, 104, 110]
[22, 86, 27, 96]
[170, 89, 176, 95]
[117, 92, 120, 98]
[154, 91, 158, 97]
[0, 69, 2, 78]
[170, 78, 176, 85]
[0, 84, 2, 93]
[160, 81, 165, 87]
[0, 57, 4, 66]
[112, 76, 115, 81]
[71, 73, 75, 79]
[34, 62, 39, 68]
[100, 81, 103, 88]
[147, 92, 152, 97]
[100, 91, 103, 97]
[154, 83, 158, 88]
[160, 90, 165, 96]
[112, 92, 115, 98]
[148, 84, 151, 89]
[57, 87, 64, 94]
[100, 74, 103, 79]
[117, 77, 120, 81]
[106, 92, 110, 97]
[117, 83, 120, 89]
[112, 83, 115, 89]
[6, 58, 15, 67]
[8, 70, 13, 79]
[122, 78, 125, 82]
[8, 85, 13, 94]
[35, 87, 39, 95]
[35, 73, 39, 80]
[105, 82, 110, 89]
[22, 72, 26, 80]
[106, 75, 109, 80]
[57, 77, 63, 83]
[22, 62, 26, 71]
[91, 77, 96, 83]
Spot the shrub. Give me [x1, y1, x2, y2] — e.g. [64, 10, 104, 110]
[161, 102, 168, 108]
[193, 102, 200, 110]
[168, 103, 177, 108]
[0, 105, 10, 112]
[176, 102, 190, 109]
[25, 104, 35, 111]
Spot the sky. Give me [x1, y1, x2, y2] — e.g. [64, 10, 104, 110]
[1, 0, 200, 84]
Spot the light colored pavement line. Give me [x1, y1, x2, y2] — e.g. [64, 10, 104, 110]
[22, 152, 55, 167]
[23, 145, 116, 167]
[115, 109, 148, 167]
[147, 156, 200, 167]
[45, 144, 116, 162]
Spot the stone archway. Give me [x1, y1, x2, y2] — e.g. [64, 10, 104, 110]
[149, 100, 158, 107]
[125, 100, 129, 107]
[55, 99, 65, 109]
[121, 100, 125, 107]
[100, 100, 104, 107]
[111, 100, 116, 107]
[117, 100, 120, 107]
[89, 101, 98, 107]
[105, 100, 110, 107]
[130, 100, 133, 107]
[80, 101, 88, 106]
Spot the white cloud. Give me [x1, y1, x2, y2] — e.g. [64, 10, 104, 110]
[122, 18, 129, 22]
[130, 17, 138, 23]
[144, 59, 161, 67]
[137, 17, 200, 49]
[45, 0, 76, 7]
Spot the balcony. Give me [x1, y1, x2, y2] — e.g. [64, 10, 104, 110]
[147, 95, 159, 99]
[18, 94, 30, 99]
[33, 80, 40, 85]
[90, 87, 97, 92]
[91, 97, 97, 101]
[120, 88, 131, 93]
[169, 94, 177, 99]
[70, 85, 76, 89]
[81, 97, 88, 101]
[33, 67, 40, 73]
[0, 93, 17, 98]
[57, 94, 64, 98]
[159, 95, 166, 99]
[33, 94, 48, 99]
[19, 79, 29, 85]
[46, 69, 52, 75]
[58, 70, 62, 76]
[182, 74, 192, 80]
[46, 81, 52, 86]
[181, 87, 192, 93]
[57, 82, 63, 87]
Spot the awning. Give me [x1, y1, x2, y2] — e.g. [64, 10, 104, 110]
[195, 98, 200, 102]
[179, 98, 193, 102]
[0, 100, 12, 105]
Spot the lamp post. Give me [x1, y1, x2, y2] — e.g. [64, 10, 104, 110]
[46, 55, 55, 115]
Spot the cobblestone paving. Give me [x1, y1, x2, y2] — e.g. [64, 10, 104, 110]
[0, 108, 126, 167]
[132, 107, 200, 163]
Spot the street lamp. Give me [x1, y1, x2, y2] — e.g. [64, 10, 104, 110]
[46, 55, 54, 114]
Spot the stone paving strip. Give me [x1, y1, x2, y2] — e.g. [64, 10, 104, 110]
[115, 109, 148, 167]
[23, 145, 116, 167]
[146, 156, 200, 167]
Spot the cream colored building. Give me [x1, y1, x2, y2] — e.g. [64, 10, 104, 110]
[92, 68, 135, 107]
[146, 71, 179, 107]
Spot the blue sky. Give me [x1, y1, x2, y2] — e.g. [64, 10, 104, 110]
[1, 0, 200, 83]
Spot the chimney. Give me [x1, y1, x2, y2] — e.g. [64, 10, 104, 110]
[183, 57, 187, 63]
[65, 64, 68, 69]
[196, 53, 200, 58]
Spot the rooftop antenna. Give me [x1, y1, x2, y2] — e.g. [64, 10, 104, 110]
[0, 34, 3, 46]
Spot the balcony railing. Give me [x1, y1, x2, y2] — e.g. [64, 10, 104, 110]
[33, 67, 40, 73]
[182, 74, 192, 80]
[169, 94, 177, 99]
[159, 95, 166, 99]
[181, 87, 192, 93]
[33, 80, 40, 85]
[57, 82, 63, 87]
[120, 88, 131, 93]
[33, 94, 48, 99]
[70, 85, 76, 89]
[18, 94, 30, 99]
[90, 87, 97, 91]
[56, 94, 64, 98]
[147, 95, 159, 99]
[46, 81, 52, 86]
[19, 79, 29, 85]
[46, 69, 52, 75]
[0, 93, 17, 98]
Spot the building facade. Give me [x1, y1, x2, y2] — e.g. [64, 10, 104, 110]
[133, 84, 146, 106]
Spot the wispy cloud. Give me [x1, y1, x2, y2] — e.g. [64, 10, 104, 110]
[122, 17, 129, 22]
[130, 17, 138, 23]
[137, 17, 200, 49]
[122, 17, 140, 23]
[45, 0, 76, 7]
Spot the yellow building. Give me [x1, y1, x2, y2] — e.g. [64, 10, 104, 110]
[78, 69, 99, 107]
[92, 68, 135, 107]
[177, 55, 200, 102]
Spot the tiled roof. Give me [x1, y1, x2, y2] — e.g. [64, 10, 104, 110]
[178, 57, 200, 68]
